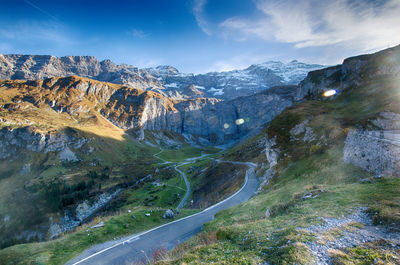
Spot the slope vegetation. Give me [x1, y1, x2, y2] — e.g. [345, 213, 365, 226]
[153, 45, 400, 264]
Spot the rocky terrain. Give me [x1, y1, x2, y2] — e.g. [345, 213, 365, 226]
[0, 59, 305, 249]
[1, 44, 400, 265]
[296, 44, 400, 100]
[147, 44, 400, 265]
[0, 54, 323, 100]
[147, 60, 323, 100]
[0, 76, 296, 144]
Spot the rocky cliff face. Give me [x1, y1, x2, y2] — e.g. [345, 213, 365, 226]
[1, 76, 296, 144]
[343, 112, 400, 177]
[101, 85, 296, 144]
[147, 61, 323, 100]
[343, 129, 400, 177]
[297, 44, 400, 100]
[0, 126, 89, 160]
[169, 86, 296, 143]
[0, 54, 161, 90]
[0, 54, 323, 101]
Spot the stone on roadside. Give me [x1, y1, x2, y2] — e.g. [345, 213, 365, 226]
[163, 209, 174, 219]
[265, 208, 271, 218]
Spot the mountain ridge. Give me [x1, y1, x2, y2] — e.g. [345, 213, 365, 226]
[0, 54, 324, 100]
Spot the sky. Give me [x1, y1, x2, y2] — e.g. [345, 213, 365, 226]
[1, 0, 400, 73]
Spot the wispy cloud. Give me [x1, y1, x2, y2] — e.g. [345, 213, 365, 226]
[207, 53, 277, 73]
[0, 22, 71, 43]
[128, 29, 148, 39]
[193, 0, 211, 35]
[220, 0, 400, 52]
[24, 0, 59, 21]
[0, 21, 76, 54]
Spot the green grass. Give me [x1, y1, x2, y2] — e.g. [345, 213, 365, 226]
[0, 207, 198, 265]
[155, 75, 400, 264]
[222, 127, 267, 164]
[157, 142, 400, 264]
[157, 146, 203, 162]
[124, 174, 187, 208]
[329, 240, 400, 265]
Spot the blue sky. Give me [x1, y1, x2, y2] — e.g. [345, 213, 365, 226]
[1, 0, 400, 73]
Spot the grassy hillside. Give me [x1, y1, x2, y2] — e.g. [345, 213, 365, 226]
[0, 207, 198, 265]
[0, 76, 249, 264]
[0, 77, 223, 251]
[152, 65, 400, 264]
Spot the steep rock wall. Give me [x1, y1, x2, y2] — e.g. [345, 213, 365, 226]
[141, 86, 296, 143]
[0, 127, 89, 160]
[343, 129, 400, 177]
[297, 44, 400, 100]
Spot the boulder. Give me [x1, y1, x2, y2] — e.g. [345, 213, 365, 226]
[265, 209, 271, 218]
[163, 209, 174, 219]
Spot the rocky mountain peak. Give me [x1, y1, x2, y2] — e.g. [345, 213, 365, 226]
[0, 54, 324, 101]
[153, 65, 180, 76]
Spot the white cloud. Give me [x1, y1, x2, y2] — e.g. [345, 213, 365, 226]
[220, 17, 272, 41]
[0, 22, 75, 47]
[220, 0, 400, 52]
[193, 0, 211, 35]
[207, 54, 276, 72]
[208, 61, 237, 72]
[128, 29, 148, 39]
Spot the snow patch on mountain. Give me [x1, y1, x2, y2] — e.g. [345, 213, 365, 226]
[254, 60, 324, 84]
[194, 85, 205, 90]
[164, 83, 179, 88]
[208, 87, 224, 96]
[0, 54, 324, 101]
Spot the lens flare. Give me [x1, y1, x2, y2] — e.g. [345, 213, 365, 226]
[223, 123, 230, 129]
[323, 89, 337, 97]
[235, 118, 245, 125]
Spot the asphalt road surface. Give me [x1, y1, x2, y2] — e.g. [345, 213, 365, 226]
[174, 163, 191, 210]
[67, 162, 258, 265]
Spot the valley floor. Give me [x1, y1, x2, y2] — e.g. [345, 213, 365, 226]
[66, 160, 258, 265]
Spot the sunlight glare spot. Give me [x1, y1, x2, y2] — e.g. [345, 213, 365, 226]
[235, 118, 245, 125]
[323, 89, 337, 97]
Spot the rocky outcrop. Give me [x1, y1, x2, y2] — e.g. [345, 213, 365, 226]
[343, 110, 400, 177]
[297, 44, 400, 100]
[0, 127, 89, 160]
[48, 189, 121, 239]
[162, 209, 174, 219]
[258, 136, 279, 193]
[290, 120, 316, 142]
[59, 147, 79, 162]
[100, 87, 178, 130]
[265, 136, 279, 168]
[372, 112, 400, 130]
[343, 129, 400, 177]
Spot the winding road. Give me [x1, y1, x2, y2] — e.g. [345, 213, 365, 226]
[153, 148, 194, 210]
[66, 152, 258, 265]
[154, 149, 211, 210]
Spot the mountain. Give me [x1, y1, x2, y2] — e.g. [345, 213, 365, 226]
[147, 44, 400, 264]
[147, 60, 324, 100]
[1, 45, 400, 264]
[0, 74, 295, 247]
[0, 54, 324, 100]
[0, 75, 295, 144]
